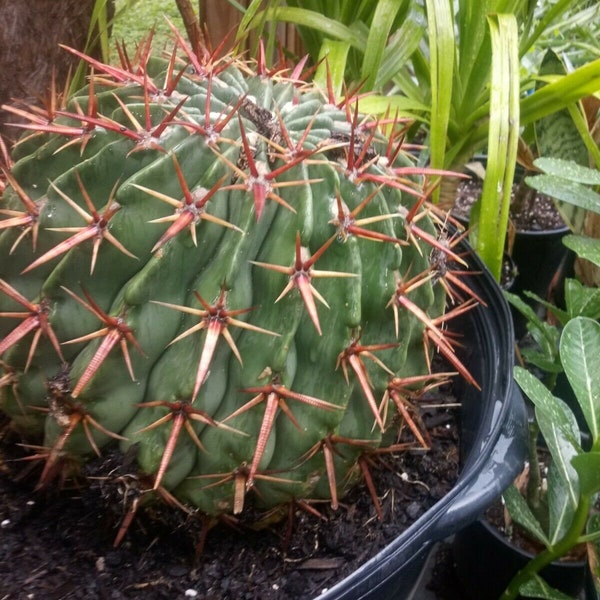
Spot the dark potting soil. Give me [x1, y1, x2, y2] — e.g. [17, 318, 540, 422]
[0, 387, 461, 600]
[453, 178, 566, 233]
[484, 500, 586, 564]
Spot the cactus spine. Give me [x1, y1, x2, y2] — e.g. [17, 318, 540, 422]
[0, 32, 477, 536]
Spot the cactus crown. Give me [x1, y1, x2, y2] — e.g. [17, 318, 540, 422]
[0, 30, 479, 541]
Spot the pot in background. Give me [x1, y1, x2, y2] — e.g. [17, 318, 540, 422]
[453, 516, 586, 600]
[586, 566, 599, 600]
[509, 225, 574, 340]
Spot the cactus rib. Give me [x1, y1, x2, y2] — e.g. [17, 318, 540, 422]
[0, 32, 480, 540]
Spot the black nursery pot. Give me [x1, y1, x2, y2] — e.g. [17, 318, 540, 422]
[510, 224, 571, 300]
[453, 216, 572, 340]
[586, 565, 600, 600]
[509, 225, 574, 340]
[316, 244, 528, 600]
[453, 516, 586, 600]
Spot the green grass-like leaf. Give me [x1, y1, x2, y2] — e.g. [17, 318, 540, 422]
[425, 0, 454, 202]
[360, 0, 403, 90]
[475, 14, 519, 280]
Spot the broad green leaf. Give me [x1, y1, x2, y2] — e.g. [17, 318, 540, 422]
[519, 350, 563, 375]
[534, 158, 600, 186]
[560, 317, 600, 445]
[525, 175, 600, 215]
[521, 290, 569, 328]
[588, 509, 600, 537]
[514, 367, 581, 506]
[533, 51, 589, 167]
[572, 452, 600, 497]
[546, 462, 576, 545]
[563, 235, 600, 268]
[534, 399, 580, 503]
[564, 279, 600, 321]
[505, 291, 547, 328]
[502, 484, 550, 547]
[519, 575, 576, 600]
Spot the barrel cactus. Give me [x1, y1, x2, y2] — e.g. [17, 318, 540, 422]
[0, 32, 478, 540]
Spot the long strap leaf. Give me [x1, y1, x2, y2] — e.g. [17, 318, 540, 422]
[259, 6, 363, 51]
[476, 14, 519, 280]
[69, 0, 114, 94]
[360, 0, 403, 91]
[314, 39, 351, 99]
[425, 0, 454, 202]
[521, 58, 600, 126]
[376, 10, 425, 90]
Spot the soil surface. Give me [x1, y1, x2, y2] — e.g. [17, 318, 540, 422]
[453, 177, 566, 232]
[0, 387, 461, 600]
[484, 500, 587, 563]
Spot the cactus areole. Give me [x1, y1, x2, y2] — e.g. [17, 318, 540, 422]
[0, 33, 480, 538]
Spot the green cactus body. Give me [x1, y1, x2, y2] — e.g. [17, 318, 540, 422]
[0, 40, 475, 525]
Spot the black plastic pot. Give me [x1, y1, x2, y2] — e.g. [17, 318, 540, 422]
[317, 245, 528, 600]
[510, 225, 571, 300]
[509, 225, 574, 340]
[586, 566, 599, 599]
[453, 516, 586, 600]
[453, 215, 572, 340]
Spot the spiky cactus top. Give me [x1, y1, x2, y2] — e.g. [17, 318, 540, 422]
[0, 32, 478, 535]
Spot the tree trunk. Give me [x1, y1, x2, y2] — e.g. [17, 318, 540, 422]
[0, 0, 110, 143]
[198, 0, 303, 58]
